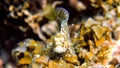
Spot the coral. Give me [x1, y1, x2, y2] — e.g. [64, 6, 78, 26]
[0, 0, 120, 68]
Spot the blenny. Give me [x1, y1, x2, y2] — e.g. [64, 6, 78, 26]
[53, 7, 73, 54]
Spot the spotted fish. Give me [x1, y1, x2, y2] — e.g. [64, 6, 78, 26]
[53, 7, 72, 53]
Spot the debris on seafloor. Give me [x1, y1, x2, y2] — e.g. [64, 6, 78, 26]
[10, 0, 120, 68]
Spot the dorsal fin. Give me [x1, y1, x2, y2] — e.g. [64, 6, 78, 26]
[56, 7, 69, 24]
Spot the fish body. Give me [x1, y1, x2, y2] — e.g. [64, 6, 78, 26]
[53, 7, 72, 53]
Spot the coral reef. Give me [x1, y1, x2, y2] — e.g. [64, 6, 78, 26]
[0, 0, 120, 68]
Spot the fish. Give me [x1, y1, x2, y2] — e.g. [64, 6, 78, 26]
[53, 7, 73, 54]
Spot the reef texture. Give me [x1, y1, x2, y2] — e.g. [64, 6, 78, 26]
[1, 0, 120, 68]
